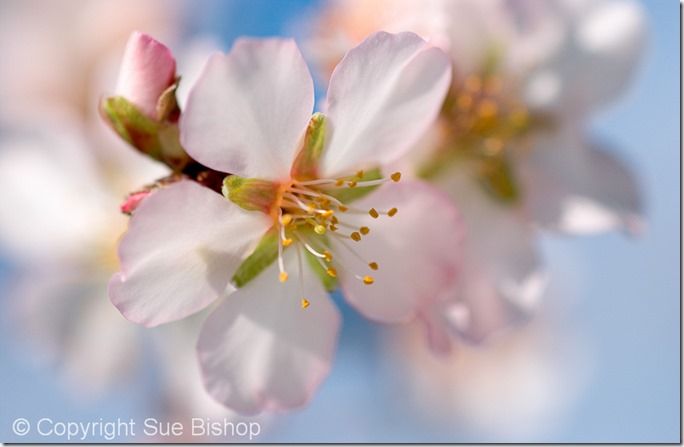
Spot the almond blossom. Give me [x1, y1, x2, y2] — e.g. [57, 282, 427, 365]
[110, 31, 461, 414]
[307, 0, 646, 349]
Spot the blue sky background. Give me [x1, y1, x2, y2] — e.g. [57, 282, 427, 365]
[0, 0, 680, 443]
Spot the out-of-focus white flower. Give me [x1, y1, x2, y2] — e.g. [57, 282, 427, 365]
[382, 308, 593, 441]
[307, 0, 646, 347]
[0, 0, 239, 424]
[110, 32, 461, 414]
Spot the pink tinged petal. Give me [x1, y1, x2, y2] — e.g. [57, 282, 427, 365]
[434, 166, 546, 342]
[181, 38, 315, 180]
[334, 181, 462, 323]
[520, 129, 644, 235]
[110, 181, 271, 327]
[115, 31, 176, 119]
[321, 31, 452, 177]
[197, 250, 341, 415]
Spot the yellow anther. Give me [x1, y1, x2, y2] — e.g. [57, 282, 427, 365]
[484, 138, 504, 155]
[477, 99, 498, 119]
[338, 205, 348, 212]
[314, 224, 327, 235]
[356, 170, 365, 178]
[359, 226, 370, 235]
[387, 207, 398, 217]
[329, 224, 338, 232]
[321, 210, 334, 218]
[282, 238, 293, 247]
[323, 251, 333, 262]
[347, 180, 357, 188]
[368, 262, 379, 271]
[280, 214, 293, 226]
[301, 298, 310, 309]
[331, 216, 339, 224]
[390, 172, 402, 182]
[326, 267, 337, 278]
[457, 94, 473, 109]
[335, 179, 345, 187]
[350, 232, 361, 242]
[362, 275, 375, 285]
[279, 272, 289, 283]
[369, 208, 379, 219]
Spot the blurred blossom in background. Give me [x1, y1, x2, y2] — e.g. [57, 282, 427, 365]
[0, 0, 679, 443]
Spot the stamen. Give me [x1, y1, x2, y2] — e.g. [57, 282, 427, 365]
[359, 226, 370, 235]
[296, 245, 307, 309]
[338, 205, 348, 212]
[323, 251, 333, 262]
[390, 172, 402, 182]
[368, 262, 379, 271]
[350, 231, 361, 242]
[279, 272, 289, 283]
[282, 238, 293, 247]
[314, 224, 327, 235]
[347, 180, 357, 188]
[387, 207, 398, 217]
[354, 274, 375, 285]
[369, 208, 379, 219]
[326, 267, 337, 278]
[356, 170, 364, 178]
[280, 214, 293, 226]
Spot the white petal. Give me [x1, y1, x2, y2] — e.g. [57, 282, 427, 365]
[110, 181, 271, 327]
[523, 0, 646, 114]
[321, 31, 451, 177]
[433, 166, 546, 342]
[197, 250, 341, 415]
[519, 128, 644, 235]
[181, 38, 314, 179]
[333, 181, 462, 323]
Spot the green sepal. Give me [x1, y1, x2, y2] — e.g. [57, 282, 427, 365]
[222, 175, 279, 214]
[156, 76, 181, 122]
[232, 228, 279, 288]
[324, 167, 383, 204]
[100, 95, 190, 171]
[291, 113, 326, 181]
[477, 155, 520, 204]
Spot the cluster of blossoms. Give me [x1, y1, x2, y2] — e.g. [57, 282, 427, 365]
[103, 0, 644, 415]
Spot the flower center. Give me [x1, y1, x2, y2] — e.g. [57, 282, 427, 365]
[274, 170, 402, 308]
[420, 71, 551, 203]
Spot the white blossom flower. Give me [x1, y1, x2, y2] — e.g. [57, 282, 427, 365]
[110, 31, 461, 414]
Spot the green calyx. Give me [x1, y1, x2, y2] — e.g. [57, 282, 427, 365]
[100, 91, 190, 171]
[222, 176, 280, 214]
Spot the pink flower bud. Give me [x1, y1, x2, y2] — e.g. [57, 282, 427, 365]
[120, 190, 151, 215]
[115, 31, 176, 120]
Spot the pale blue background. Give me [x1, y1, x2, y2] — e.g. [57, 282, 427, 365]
[1, 0, 680, 442]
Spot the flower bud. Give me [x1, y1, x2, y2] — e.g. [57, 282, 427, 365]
[115, 31, 176, 120]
